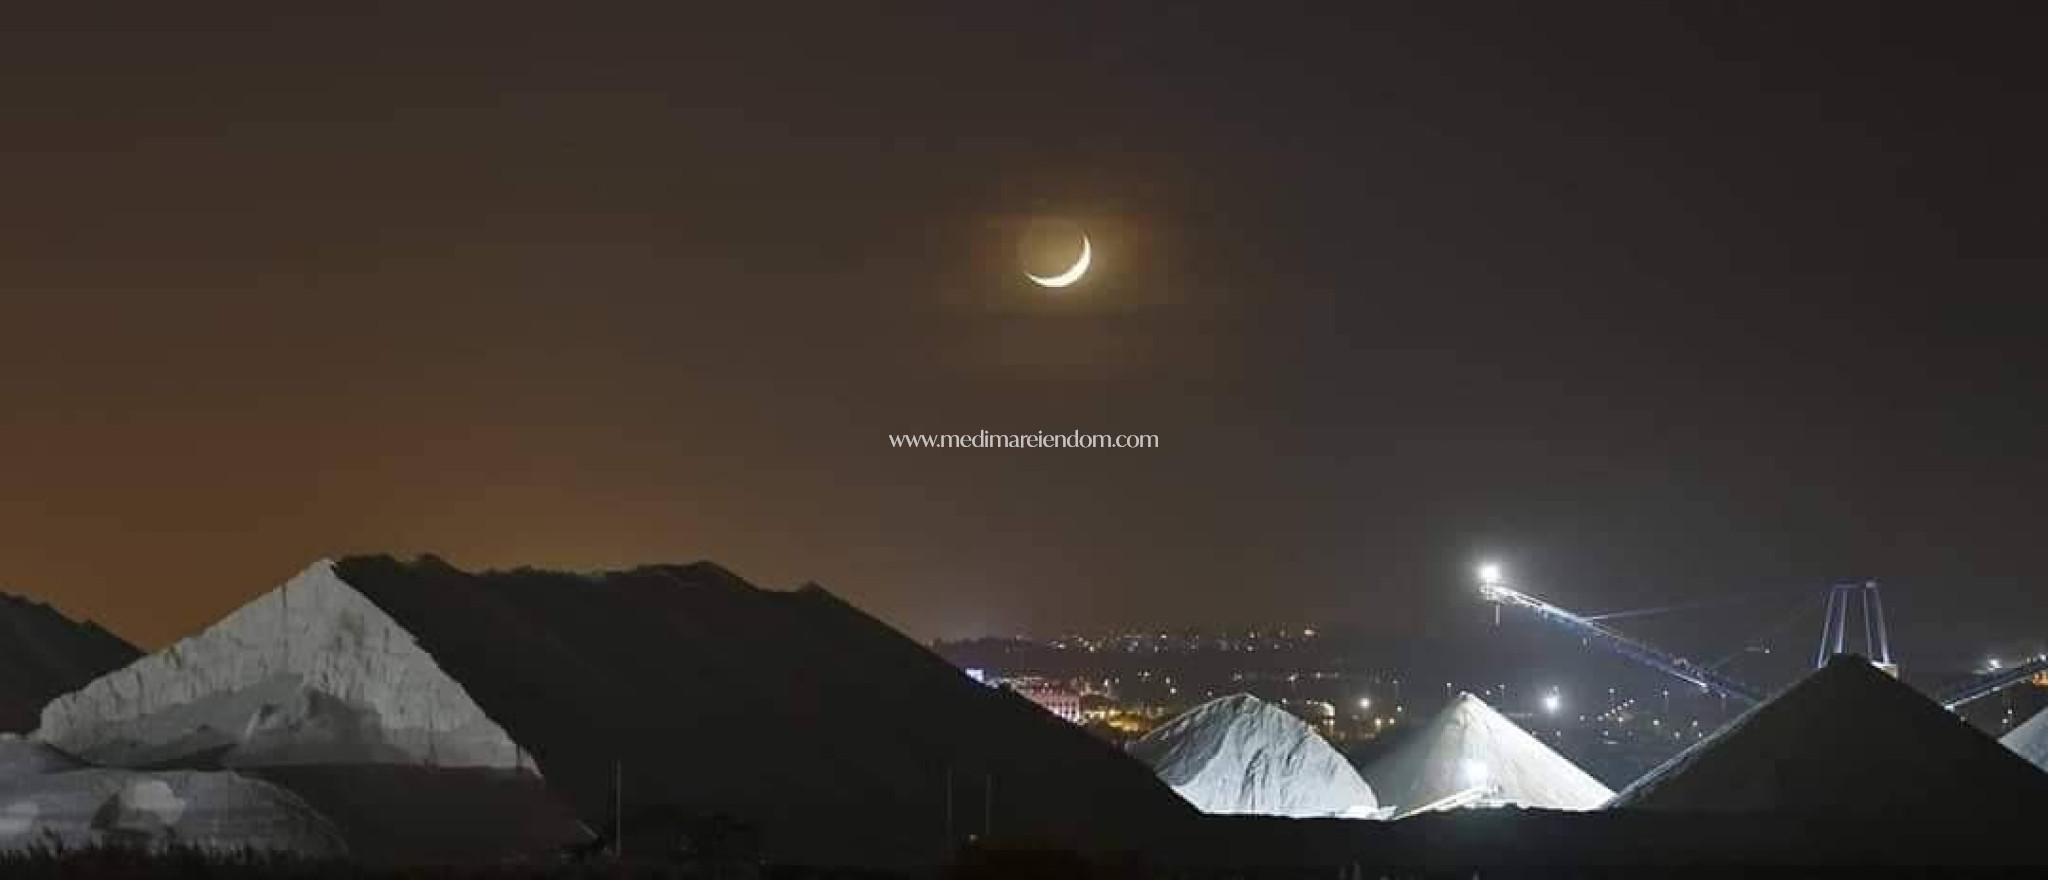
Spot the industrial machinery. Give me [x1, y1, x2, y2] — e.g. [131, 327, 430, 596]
[1476, 564, 1763, 705]
[1938, 654, 2048, 711]
[1815, 581, 1897, 676]
[1477, 563, 2048, 713]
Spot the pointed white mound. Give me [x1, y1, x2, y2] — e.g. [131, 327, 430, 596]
[2002, 706, 2048, 772]
[1363, 693, 1610, 816]
[1128, 694, 1379, 818]
[37, 561, 534, 773]
[0, 767, 344, 856]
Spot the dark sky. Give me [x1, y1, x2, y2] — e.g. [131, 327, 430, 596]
[2, 3, 2043, 662]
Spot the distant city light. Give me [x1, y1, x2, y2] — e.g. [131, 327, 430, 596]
[1542, 692, 1562, 714]
[1988, 658, 2002, 671]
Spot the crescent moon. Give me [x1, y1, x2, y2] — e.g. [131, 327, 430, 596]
[1026, 234, 1091, 289]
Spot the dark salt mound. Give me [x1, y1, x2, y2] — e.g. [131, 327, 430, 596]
[0, 591, 138, 733]
[330, 555, 1190, 865]
[1610, 654, 2048, 813]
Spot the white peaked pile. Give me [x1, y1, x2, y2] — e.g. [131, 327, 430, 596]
[1362, 693, 1610, 817]
[0, 735, 344, 856]
[37, 561, 535, 773]
[1127, 694, 1381, 818]
[2003, 706, 2048, 772]
[28, 561, 590, 862]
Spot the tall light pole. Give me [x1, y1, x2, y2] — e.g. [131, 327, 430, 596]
[1479, 563, 1505, 626]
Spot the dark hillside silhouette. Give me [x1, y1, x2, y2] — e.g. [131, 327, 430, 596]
[0, 591, 138, 732]
[1611, 654, 2048, 811]
[334, 555, 1191, 866]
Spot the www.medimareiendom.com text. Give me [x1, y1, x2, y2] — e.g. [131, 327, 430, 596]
[889, 431, 1159, 449]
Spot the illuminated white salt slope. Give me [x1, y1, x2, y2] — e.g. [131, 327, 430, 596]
[37, 561, 535, 773]
[1362, 693, 1610, 815]
[2004, 706, 2048, 772]
[0, 767, 344, 856]
[1128, 694, 1380, 818]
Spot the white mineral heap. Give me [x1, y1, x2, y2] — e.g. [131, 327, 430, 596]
[2003, 706, 2048, 772]
[36, 560, 535, 773]
[0, 736, 344, 856]
[0, 768, 346, 856]
[1362, 692, 1610, 816]
[1128, 694, 1380, 818]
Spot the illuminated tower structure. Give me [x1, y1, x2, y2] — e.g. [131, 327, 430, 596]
[1816, 581, 1898, 678]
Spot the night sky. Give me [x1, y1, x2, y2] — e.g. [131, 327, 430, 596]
[3, 4, 2043, 663]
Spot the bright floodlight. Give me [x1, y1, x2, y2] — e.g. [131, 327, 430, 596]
[1542, 693, 1562, 714]
[1358, 697, 1372, 711]
[1477, 563, 1504, 586]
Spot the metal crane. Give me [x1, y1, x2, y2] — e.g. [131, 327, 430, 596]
[1477, 565, 1764, 705]
[1806, 579, 2048, 710]
[1816, 581, 1897, 676]
[1939, 654, 2048, 710]
[1478, 565, 2045, 713]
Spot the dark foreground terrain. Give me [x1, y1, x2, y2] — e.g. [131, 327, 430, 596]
[8, 807, 2043, 878]
[1190, 807, 2048, 868]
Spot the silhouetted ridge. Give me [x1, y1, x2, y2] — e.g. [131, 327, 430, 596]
[648, 559, 756, 591]
[330, 555, 1189, 865]
[1610, 654, 2048, 813]
[0, 589, 140, 732]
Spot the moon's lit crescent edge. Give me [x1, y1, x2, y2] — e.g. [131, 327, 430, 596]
[1026, 235, 1091, 288]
